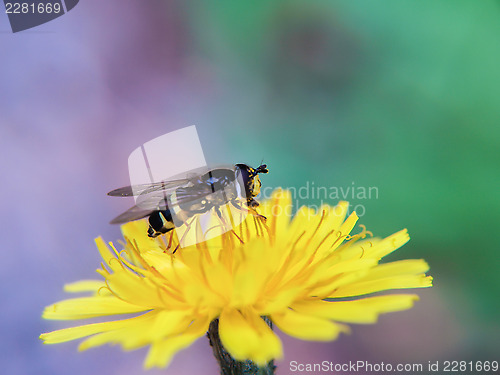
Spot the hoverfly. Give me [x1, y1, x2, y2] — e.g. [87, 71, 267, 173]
[108, 164, 269, 244]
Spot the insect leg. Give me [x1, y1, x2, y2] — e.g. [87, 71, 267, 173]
[168, 230, 174, 249]
[230, 200, 267, 221]
[214, 206, 244, 244]
[175, 215, 199, 250]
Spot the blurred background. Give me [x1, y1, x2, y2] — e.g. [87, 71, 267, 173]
[1, 1, 499, 374]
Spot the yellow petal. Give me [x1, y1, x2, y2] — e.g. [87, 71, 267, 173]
[148, 310, 194, 341]
[95, 237, 116, 265]
[144, 335, 196, 369]
[144, 316, 209, 369]
[231, 251, 271, 307]
[357, 259, 430, 281]
[104, 271, 165, 308]
[262, 189, 292, 240]
[42, 296, 149, 320]
[367, 229, 410, 259]
[332, 212, 358, 250]
[78, 310, 193, 351]
[291, 294, 419, 323]
[288, 206, 318, 234]
[219, 308, 259, 361]
[271, 309, 349, 341]
[305, 258, 377, 291]
[256, 286, 302, 315]
[204, 263, 233, 302]
[121, 220, 160, 252]
[63, 280, 106, 294]
[79, 320, 152, 351]
[244, 311, 282, 365]
[330, 274, 433, 298]
[329, 201, 350, 231]
[219, 308, 282, 365]
[40, 312, 155, 344]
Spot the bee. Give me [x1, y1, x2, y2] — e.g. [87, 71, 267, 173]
[108, 164, 269, 242]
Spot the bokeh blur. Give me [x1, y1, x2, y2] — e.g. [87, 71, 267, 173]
[1, 1, 499, 374]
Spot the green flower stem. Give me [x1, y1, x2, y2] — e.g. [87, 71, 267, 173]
[207, 318, 276, 375]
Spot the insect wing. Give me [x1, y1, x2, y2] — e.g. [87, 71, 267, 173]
[109, 205, 155, 224]
[169, 185, 214, 210]
[133, 184, 214, 211]
[107, 178, 191, 197]
[135, 191, 171, 210]
[107, 165, 236, 197]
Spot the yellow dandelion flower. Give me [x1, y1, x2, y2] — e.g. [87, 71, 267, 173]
[40, 189, 432, 370]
